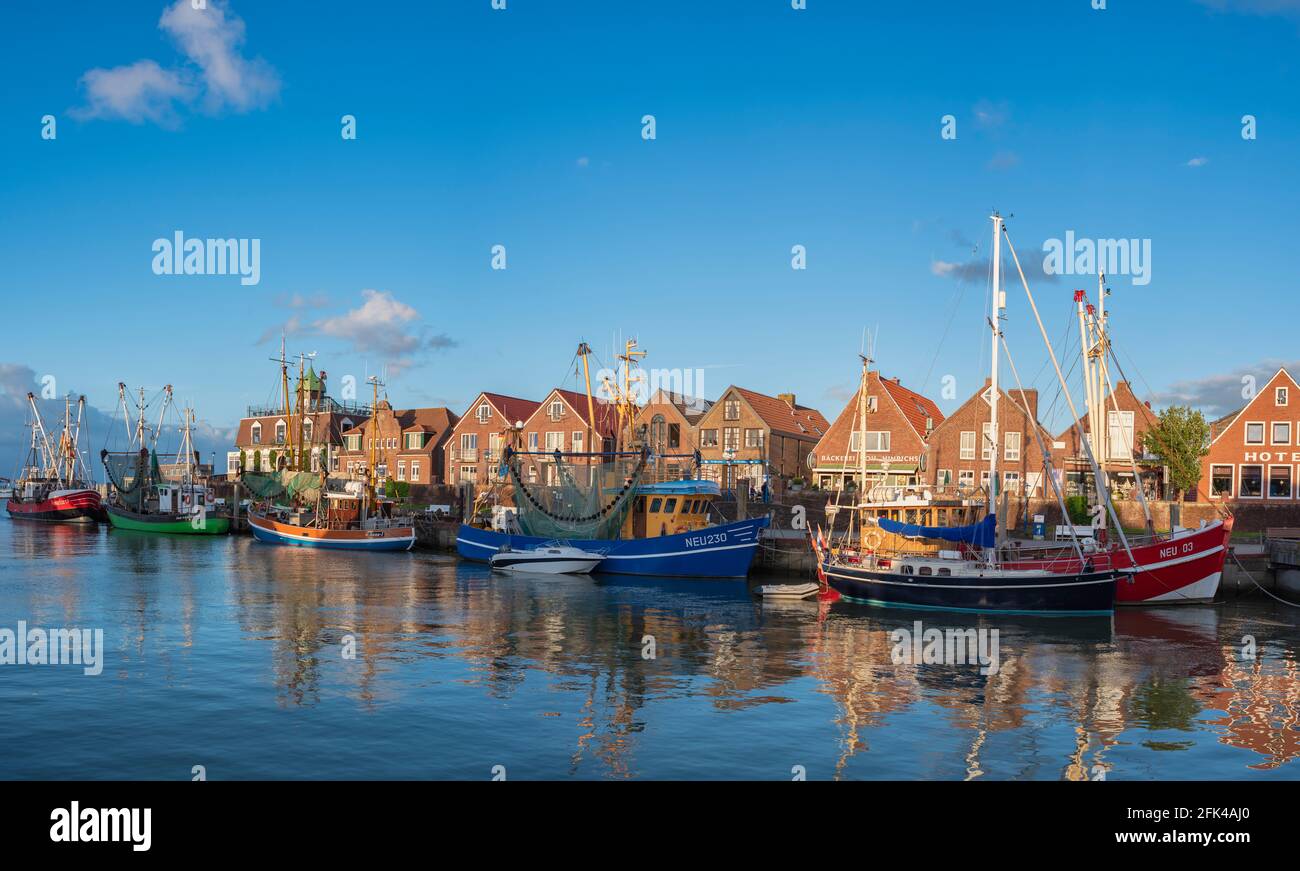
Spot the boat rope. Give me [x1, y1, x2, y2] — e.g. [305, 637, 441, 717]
[1230, 550, 1300, 608]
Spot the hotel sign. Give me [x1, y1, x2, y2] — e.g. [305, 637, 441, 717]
[1242, 451, 1300, 463]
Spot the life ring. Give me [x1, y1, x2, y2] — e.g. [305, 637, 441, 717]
[863, 529, 884, 551]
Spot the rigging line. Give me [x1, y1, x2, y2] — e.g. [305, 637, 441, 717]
[1231, 551, 1300, 608]
[920, 238, 981, 394]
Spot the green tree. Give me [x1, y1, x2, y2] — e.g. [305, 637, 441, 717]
[252, 450, 262, 472]
[239, 449, 247, 472]
[1139, 406, 1209, 500]
[395, 481, 410, 500]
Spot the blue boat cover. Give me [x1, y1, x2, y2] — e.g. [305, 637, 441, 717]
[878, 513, 996, 548]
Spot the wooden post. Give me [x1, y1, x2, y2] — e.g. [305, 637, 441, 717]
[737, 480, 748, 521]
[1169, 500, 1181, 532]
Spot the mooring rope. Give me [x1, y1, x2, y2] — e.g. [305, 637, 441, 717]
[1230, 550, 1300, 608]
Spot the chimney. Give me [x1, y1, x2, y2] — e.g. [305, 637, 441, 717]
[778, 392, 796, 407]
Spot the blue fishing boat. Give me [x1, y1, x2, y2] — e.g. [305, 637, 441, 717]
[459, 479, 768, 577]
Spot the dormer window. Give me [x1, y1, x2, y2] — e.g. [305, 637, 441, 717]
[251, 422, 262, 445]
[275, 420, 286, 444]
[302, 418, 313, 442]
[549, 400, 564, 420]
[476, 403, 491, 423]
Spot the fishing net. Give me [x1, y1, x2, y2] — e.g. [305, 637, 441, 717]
[507, 447, 647, 540]
[240, 470, 325, 504]
[101, 449, 162, 511]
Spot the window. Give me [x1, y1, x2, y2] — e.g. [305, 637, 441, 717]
[302, 419, 313, 442]
[572, 431, 583, 451]
[407, 432, 425, 450]
[852, 431, 891, 452]
[397, 461, 406, 481]
[958, 470, 974, 487]
[918, 566, 932, 576]
[411, 461, 421, 482]
[1239, 465, 1263, 498]
[346, 434, 361, 451]
[275, 420, 286, 444]
[332, 456, 340, 472]
[1272, 422, 1291, 445]
[1107, 410, 1134, 459]
[549, 400, 564, 420]
[663, 498, 678, 513]
[668, 422, 680, 449]
[545, 431, 564, 451]
[937, 567, 951, 577]
[1004, 471, 1020, 492]
[723, 427, 740, 450]
[1269, 465, 1292, 499]
[960, 431, 976, 460]
[1277, 387, 1289, 406]
[724, 398, 740, 420]
[1245, 422, 1264, 445]
[744, 428, 763, 448]
[476, 403, 491, 423]
[459, 465, 476, 483]
[701, 429, 718, 447]
[528, 432, 538, 450]
[937, 469, 951, 486]
[1005, 431, 1021, 461]
[982, 423, 995, 460]
[1206, 467, 1227, 501]
[867, 396, 878, 413]
[251, 422, 262, 445]
[649, 498, 663, 513]
[461, 433, 477, 450]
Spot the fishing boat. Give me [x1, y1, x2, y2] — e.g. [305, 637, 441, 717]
[457, 341, 769, 578]
[813, 214, 1119, 615]
[990, 229, 1230, 604]
[101, 385, 230, 535]
[5, 393, 103, 523]
[489, 542, 605, 574]
[242, 352, 415, 552]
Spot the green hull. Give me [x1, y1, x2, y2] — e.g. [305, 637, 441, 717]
[106, 506, 231, 535]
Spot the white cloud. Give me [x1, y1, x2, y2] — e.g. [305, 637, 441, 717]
[1186, 156, 1209, 167]
[72, 1, 278, 126]
[576, 156, 590, 167]
[159, 0, 279, 113]
[70, 60, 196, 127]
[310, 290, 457, 375]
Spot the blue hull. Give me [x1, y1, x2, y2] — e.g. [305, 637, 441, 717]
[249, 521, 415, 551]
[456, 516, 768, 578]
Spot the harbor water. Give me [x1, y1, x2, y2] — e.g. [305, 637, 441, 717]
[1, 518, 1298, 780]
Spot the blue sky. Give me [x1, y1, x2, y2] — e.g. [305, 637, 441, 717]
[1, 0, 1298, 466]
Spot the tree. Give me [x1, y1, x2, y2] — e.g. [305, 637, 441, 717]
[1139, 406, 1209, 501]
[252, 450, 262, 472]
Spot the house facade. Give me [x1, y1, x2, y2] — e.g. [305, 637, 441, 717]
[1053, 380, 1162, 500]
[229, 367, 370, 477]
[516, 388, 620, 484]
[922, 378, 1052, 498]
[445, 392, 541, 487]
[632, 388, 714, 481]
[809, 371, 942, 492]
[1201, 368, 1300, 502]
[338, 401, 457, 490]
[694, 386, 829, 490]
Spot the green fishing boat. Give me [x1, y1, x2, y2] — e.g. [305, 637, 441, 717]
[101, 385, 230, 536]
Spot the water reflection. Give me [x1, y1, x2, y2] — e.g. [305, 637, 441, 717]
[1, 518, 1299, 779]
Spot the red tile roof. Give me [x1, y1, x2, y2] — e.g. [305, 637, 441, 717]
[878, 375, 944, 438]
[481, 392, 541, 427]
[551, 388, 620, 437]
[732, 387, 829, 438]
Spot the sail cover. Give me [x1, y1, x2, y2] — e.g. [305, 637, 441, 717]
[878, 513, 996, 548]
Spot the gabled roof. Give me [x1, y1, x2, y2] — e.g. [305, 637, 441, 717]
[1208, 366, 1300, 447]
[642, 388, 714, 425]
[1052, 381, 1158, 445]
[876, 374, 944, 439]
[533, 388, 620, 437]
[724, 386, 829, 439]
[342, 405, 456, 437]
[928, 378, 1052, 444]
[454, 392, 542, 430]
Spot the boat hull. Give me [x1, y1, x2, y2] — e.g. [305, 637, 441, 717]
[106, 505, 230, 535]
[457, 516, 769, 578]
[5, 489, 102, 524]
[248, 513, 415, 551]
[1005, 520, 1229, 605]
[489, 554, 602, 574]
[823, 563, 1118, 615]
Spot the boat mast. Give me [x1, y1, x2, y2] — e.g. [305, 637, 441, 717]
[275, 337, 292, 472]
[577, 342, 597, 457]
[987, 213, 1004, 562]
[856, 353, 870, 548]
[26, 393, 56, 482]
[367, 374, 384, 511]
[1095, 271, 1110, 466]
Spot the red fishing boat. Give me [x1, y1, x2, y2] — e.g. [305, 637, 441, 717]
[5, 393, 103, 524]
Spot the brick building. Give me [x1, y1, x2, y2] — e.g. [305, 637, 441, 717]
[338, 401, 457, 490]
[809, 371, 942, 492]
[516, 388, 620, 485]
[1053, 380, 1163, 500]
[1201, 367, 1300, 502]
[445, 392, 541, 487]
[632, 388, 714, 481]
[694, 386, 829, 490]
[922, 378, 1053, 498]
[229, 366, 371, 477]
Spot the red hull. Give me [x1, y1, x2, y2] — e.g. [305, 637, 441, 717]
[5, 489, 103, 523]
[1004, 519, 1229, 604]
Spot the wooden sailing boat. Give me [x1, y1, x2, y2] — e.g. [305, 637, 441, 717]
[245, 352, 414, 551]
[100, 384, 230, 535]
[812, 214, 1118, 615]
[5, 393, 103, 523]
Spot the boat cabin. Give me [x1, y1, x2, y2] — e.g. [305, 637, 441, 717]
[622, 479, 720, 538]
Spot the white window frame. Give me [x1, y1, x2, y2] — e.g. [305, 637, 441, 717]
[572, 430, 583, 451]
[981, 422, 995, 460]
[937, 469, 951, 486]
[1271, 421, 1291, 446]
[1244, 421, 1265, 445]
[957, 470, 974, 487]
[1209, 464, 1233, 499]
[476, 403, 491, 423]
[548, 400, 564, 420]
[397, 460, 406, 481]
[1004, 430, 1021, 462]
[1276, 387, 1289, 406]
[959, 431, 976, 460]
[1267, 464, 1293, 499]
[1238, 463, 1264, 499]
[410, 460, 420, 482]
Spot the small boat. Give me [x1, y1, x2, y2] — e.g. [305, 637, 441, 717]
[6, 393, 102, 524]
[489, 543, 604, 574]
[755, 582, 821, 600]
